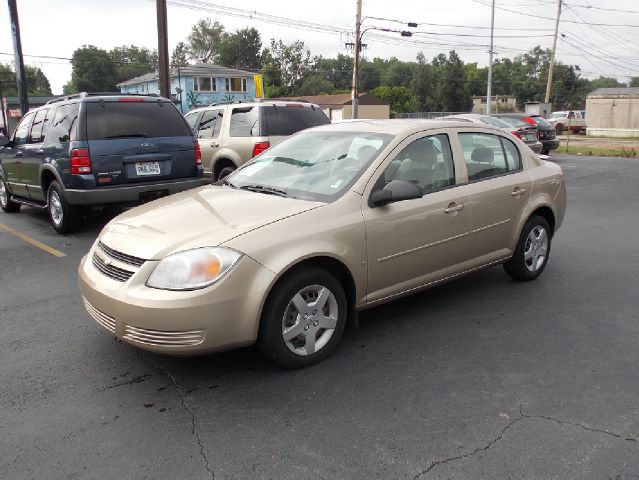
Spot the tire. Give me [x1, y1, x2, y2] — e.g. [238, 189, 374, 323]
[0, 176, 21, 213]
[47, 181, 80, 234]
[217, 166, 236, 181]
[257, 266, 348, 368]
[504, 215, 552, 281]
[541, 148, 549, 155]
[555, 123, 564, 135]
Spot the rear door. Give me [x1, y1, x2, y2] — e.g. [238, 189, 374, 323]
[195, 108, 224, 174]
[85, 100, 196, 187]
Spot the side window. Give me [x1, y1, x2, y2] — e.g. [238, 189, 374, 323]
[197, 109, 223, 139]
[184, 112, 199, 131]
[229, 107, 260, 137]
[47, 104, 80, 144]
[13, 113, 34, 145]
[383, 134, 455, 195]
[501, 137, 522, 171]
[29, 109, 50, 144]
[458, 133, 510, 181]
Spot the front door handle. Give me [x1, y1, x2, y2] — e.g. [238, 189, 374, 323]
[36, 149, 45, 155]
[511, 187, 527, 197]
[15, 151, 23, 157]
[210, 142, 219, 148]
[444, 202, 464, 214]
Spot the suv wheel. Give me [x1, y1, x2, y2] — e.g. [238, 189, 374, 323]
[217, 166, 236, 181]
[504, 215, 552, 281]
[47, 181, 80, 234]
[258, 267, 347, 368]
[0, 177, 21, 213]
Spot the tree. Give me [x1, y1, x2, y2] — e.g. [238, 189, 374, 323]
[66, 45, 119, 93]
[298, 75, 335, 95]
[110, 45, 158, 83]
[314, 54, 353, 91]
[437, 51, 471, 111]
[371, 86, 416, 113]
[411, 52, 436, 111]
[630, 77, 639, 88]
[0, 64, 52, 96]
[219, 28, 262, 70]
[187, 18, 226, 63]
[262, 39, 312, 91]
[171, 42, 189, 68]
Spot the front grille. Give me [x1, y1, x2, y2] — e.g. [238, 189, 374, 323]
[98, 241, 146, 267]
[123, 325, 205, 347]
[83, 296, 116, 333]
[92, 253, 135, 282]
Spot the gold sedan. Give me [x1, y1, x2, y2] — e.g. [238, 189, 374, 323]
[79, 120, 566, 368]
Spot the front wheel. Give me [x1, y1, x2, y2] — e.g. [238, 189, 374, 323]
[217, 166, 236, 181]
[0, 177, 21, 213]
[504, 215, 552, 281]
[47, 181, 80, 234]
[258, 267, 348, 368]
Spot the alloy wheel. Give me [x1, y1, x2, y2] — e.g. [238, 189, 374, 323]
[0, 181, 7, 207]
[49, 191, 63, 226]
[524, 226, 548, 272]
[281, 284, 339, 356]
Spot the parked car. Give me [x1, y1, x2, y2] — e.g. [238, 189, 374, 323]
[0, 93, 203, 233]
[442, 113, 543, 154]
[79, 119, 566, 368]
[185, 100, 330, 181]
[548, 110, 587, 134]
[495, 114, 559, 155]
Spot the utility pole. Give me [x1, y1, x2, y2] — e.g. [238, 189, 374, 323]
[545, 0, 562, 104]
[7, 0, 28, 116]
[486, 0, 495, 115]
[351, 0, 362, 119]
[156, 0, 171, 99]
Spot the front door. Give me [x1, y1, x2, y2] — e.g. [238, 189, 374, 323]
[363, 132, 472, 303]
[196, 108, 224, 175]
[3, 112, 35, 198]
[22, 108, 51, 201]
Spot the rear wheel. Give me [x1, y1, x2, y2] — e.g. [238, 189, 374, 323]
[47, 181, 80, 234]
[504, 215, 552, 281]
[0, 177, 20, 213]
[258, 267, 347, 368]
[217, 166, 236, 181]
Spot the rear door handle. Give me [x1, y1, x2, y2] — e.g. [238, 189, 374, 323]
[511, 187, 527, 197]
[210, 143, 219, 147]
[444, 202, 464, 214]
[15, 151, 23, 157]
[36, 149, 45, 155]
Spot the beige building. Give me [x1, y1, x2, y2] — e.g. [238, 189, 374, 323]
[274, 93, 390, 121]
[472, 95, 517, 114]
[586, 87, 639, 137]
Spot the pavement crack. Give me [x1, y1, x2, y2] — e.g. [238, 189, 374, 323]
[97, 374, 152, 391]
[413, 416, 525, 479]
[519, 405, 638, 443]
[149, 359, 215, 480]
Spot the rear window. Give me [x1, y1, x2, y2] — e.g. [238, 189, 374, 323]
[530, 116, 552, 128]
[262, 105, 330, 136]
[229, 107, 261, 137]
[480, 116, 512, 129]
[496, 116, 529, 128]
[86, 101, 191, 140]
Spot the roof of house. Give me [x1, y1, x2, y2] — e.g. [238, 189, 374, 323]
[587, 87, 639, 98]
[117, 64, 255, 87]
[272, 93, 389, 107]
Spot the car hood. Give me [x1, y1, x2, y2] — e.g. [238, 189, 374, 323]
[98, 185, 323, 260]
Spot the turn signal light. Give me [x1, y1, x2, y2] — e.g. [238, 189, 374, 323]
[252, 141, 270, 158]
[71, 148, 92, 174]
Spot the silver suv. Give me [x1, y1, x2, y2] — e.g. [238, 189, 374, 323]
[185, 100, 330, 180]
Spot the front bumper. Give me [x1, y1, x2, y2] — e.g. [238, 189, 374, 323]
[65, 177, 207, 206]
[78, 243, 276, 355]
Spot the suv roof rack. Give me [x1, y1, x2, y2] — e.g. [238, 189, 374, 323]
[46, 92, 161, 105]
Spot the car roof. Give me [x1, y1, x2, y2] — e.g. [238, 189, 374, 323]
[307, 119, 487, 136]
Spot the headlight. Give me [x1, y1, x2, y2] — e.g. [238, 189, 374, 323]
[146, 247, 242, 290]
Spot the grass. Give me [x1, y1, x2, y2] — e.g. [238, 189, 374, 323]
[555, 145, 638, 157]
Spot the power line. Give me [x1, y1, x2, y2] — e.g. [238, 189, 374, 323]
[363, 15, 554, 31]
[564, 2, 639, 15]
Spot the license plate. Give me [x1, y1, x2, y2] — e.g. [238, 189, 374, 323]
[135, 162, 161, 176]
[525, 134, 536, 142]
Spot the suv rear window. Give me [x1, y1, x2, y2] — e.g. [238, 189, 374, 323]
[86, 101, 191, 140]
[262, 105, 329, 136]
[530, 116, 552, 128]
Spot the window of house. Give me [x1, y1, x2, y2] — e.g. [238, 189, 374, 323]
[193, 77, 216, 92]
[225, 77, 248, 92]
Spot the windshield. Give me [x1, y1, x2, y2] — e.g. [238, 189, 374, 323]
[227, 131, 394, 202]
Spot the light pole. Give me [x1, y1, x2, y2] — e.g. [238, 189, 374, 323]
[486, 0, 495, 115]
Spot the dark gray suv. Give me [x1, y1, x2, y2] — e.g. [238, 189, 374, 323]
[0, 93, 203, 233]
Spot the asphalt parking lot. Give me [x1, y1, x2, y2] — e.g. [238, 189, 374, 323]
[2, 154, 639, 480]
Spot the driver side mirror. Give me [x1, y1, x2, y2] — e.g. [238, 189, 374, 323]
[370, 179, 422, 207]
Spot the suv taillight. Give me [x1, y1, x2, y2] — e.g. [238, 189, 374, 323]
[252, 141, 270, 158]
[511, 130, 522, 139]
[194, 141, 202, 165]
[71, 148, 91, 174]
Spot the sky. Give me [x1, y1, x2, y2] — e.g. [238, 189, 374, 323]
[1, 0, 638, 94]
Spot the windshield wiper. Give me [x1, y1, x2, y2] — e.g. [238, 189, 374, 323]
[104, 133, 148, 139]
[238, 184, 288, 197]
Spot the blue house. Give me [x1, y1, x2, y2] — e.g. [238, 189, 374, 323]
[117, 64, 262, 113]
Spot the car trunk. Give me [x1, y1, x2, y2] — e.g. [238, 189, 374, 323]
[85, 100, 195, 187]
